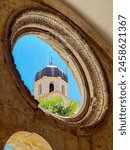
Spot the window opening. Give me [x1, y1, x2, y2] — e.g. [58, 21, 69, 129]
[49, 83, 54, 93]
[13, 35, 81, 117]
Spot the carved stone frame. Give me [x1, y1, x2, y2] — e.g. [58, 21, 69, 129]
[4, 4, 109, 133]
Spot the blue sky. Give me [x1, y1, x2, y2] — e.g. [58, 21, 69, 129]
[13, 35, 81, 103]
[4, 146, 13, 150]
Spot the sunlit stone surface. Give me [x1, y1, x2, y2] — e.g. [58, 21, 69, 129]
[5, 132, 52, 150]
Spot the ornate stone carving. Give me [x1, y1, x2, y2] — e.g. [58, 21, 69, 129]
[4, 5, 109, 135]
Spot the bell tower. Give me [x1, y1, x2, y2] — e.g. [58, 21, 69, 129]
[34, 63, 69, 101]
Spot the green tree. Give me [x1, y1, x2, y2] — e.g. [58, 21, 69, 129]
[38, 96, 79, 117]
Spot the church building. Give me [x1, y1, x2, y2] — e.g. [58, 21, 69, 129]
[34, 62, 71, 104]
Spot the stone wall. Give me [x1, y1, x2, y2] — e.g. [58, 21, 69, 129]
[40, 90, 71, 105]
[5, 131, 53, 150]
[0, 0, 112, 150]
[34, 76, 69, 99]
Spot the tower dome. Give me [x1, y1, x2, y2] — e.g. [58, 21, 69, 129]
[35, 65, 68, 83]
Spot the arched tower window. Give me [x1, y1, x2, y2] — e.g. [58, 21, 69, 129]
[49, 83, 54, 93]
[38, 84, 42, 95]
[62, 85, 65, 95]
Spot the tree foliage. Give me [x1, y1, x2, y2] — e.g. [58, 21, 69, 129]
[38, 96, 79, 117]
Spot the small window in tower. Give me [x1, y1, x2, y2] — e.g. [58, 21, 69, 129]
[38, 84, 42, 95]
[62, 85, 65, 95]
[49, 83, 54, 93]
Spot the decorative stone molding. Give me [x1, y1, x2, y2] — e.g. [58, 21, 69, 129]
[4, 4, 109, 134]
[5, 131, 52, 150]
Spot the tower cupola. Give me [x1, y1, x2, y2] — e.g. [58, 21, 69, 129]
[34, 64, 69, 100]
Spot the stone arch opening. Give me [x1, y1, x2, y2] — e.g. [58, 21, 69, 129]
[3, 4, 109, 130]
[49, 82, 54, 93]
[4, 131, 52, 150]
